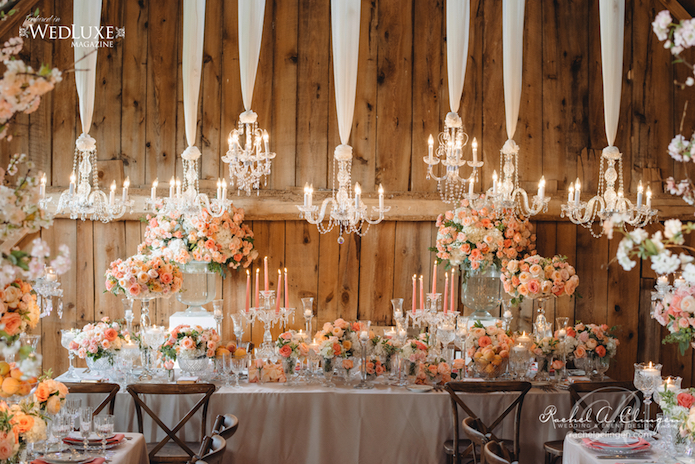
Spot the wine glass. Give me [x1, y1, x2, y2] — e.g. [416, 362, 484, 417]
[52, 413, 72, 452]
[230, 313, 245, 343]
[94, 414, 114, 454]
[437, 323, 456, 364]
[60, 329, 79, 379]
[79, 407, 93, 450]
[65, 398, 82, 432]
[231, 356, 245, 387]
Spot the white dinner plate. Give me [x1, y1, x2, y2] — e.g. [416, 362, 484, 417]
[40, 451, 95, 464]
[594, 436, 641, 446]
[406, 385, 434, 393]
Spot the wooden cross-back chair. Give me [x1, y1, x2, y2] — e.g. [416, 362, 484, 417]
[63, 382, 119, 417]
[211, 414, 238, 441]
[127, 383, 216, 463]
[446, 381, 531, 464]
[483, 440, 513, 464]
[188, 435, 226, 464]
[543, 381, 641, 464]
[443, 383, 475, 464]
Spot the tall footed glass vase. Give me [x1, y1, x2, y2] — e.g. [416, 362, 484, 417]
[532, 296, 553, 340]
[460, 264, 502, 326]
[177, 260, 216, 314]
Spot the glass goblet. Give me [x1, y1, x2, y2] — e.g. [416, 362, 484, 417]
[221, 353, 233, 387]
[94, 414, 114, 454]
[634, 363, 662, 433]
[230, 313, 245, 343]
[231, 357, 245, 387]
[52, 413, 71, 452]
[79, 407, 93, 450]
[60, 329, 79, 379]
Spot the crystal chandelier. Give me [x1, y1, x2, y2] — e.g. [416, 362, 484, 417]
[424, 0, 482, 204]
[560, 0, 656, 236]
[32, 266, 63, 319]
[222, 0, 275, 196]
[146, 0, 230, 218]
[483, 0, 548, 220]
[56, 1, 131, 222]
[297, 0, 388, 243]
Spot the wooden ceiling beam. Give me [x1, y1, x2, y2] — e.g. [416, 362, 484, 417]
[659, 0, 692, 21]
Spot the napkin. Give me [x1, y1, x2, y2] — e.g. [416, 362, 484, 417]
[32, 458, 106, 464]
[64, 433, 125, 445]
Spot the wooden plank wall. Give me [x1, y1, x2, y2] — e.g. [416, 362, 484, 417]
[1, 0, 692, 383]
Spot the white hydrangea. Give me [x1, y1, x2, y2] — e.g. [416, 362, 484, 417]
[616, 238, 637, 271]
[23, 417, 46, 443]
[651, 251, 681, 275]
[664, 219, 684, 243]
[629, 228, 649, 245]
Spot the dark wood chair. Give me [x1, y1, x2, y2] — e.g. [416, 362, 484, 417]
[443, 383, 475, 464]
[127, 383, 216, 464]
[188, 435, 226, 464]
[62, 382, 119, 417]
[483, 440, 513, 464]
[447, 381, 531, 464]
[211, 414, 238, 440]
[543, 381, 640, 464]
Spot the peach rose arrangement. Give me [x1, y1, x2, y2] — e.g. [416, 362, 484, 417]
[466, 321, 512, 378]
[275, 331, 309, 360]
[160, 324, 220, 361]
[138, 206, 258, 277]
[104, 254, 183, 299]
[651, 281, 695, 355]
[655, 387, 695, 444]
[500, 254, 579, 304]
[432, 197, 536, 271]
[0, 280, 40, 341]
[70, 317, 125, 364]
[570, 322, 619, 361]
[313, 318, 361, 359]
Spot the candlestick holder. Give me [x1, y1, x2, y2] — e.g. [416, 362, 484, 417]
[250, 291, 296, 360]
[354, 321, 373, 389]
[302, 297, 314, 336]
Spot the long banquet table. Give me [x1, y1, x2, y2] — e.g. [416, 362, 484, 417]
[58, 371, 580, 464]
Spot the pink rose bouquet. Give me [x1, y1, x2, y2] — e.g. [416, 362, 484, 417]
[314, 318, 360, 358]
[0, 279, 40, 340]
[570, 322, 619, 360]
[432, 197, 536, 270]
[160, 324, 220, 361]
[652, 282, 695, 354]
[104, 254, 183, 298]
[500, 254, 579, 304]
[70, 317, 125, 363]
[275, 331, 303, 360]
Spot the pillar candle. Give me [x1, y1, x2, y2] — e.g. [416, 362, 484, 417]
[412, 275, 417, 313]
[245, 270, 250, 312]
[264, 256, 269, 292]
[443, 273, 449, 314]
[284, 268, 289, 308]
[276, 270, 282, 313]
[255, 268, 260, 307]
[419, 275, 424, 310]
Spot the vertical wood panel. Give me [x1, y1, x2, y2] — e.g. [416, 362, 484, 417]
[317, 230, 360, 326]
[358, 222, 396, 324]
[200, 0, 222, 181]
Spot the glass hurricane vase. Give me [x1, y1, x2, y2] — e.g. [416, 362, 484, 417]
[461, 265, 502, 324]
[86, 354, 114, 378]
[176, 260, 216, 314]
[281, 357, 296, 385]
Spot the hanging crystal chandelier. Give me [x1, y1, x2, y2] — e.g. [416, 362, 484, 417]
[222, 0, 275, 196]
[222, 110, 275, 195]
[32, 266, 63, 319]
[296, 0, 387, 243]
[560, 0, 656, 236]
[55, 134, 133, 222]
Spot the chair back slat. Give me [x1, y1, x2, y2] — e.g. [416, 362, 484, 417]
[212, 414, 239, 441]
[445, 381, 531, 461]
[63, 383, 119, 417]
[199, 435, 226, 464]
[483, 440, 512, 464]
[127, 383, 216, 461]
[568, 381, 641, 433]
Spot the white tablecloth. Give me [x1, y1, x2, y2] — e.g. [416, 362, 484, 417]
[58, 371, 579, 464]
[41, 433, 149, 464]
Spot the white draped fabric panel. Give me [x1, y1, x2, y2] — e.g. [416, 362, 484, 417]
[446, 0, 470, 114]
[182, 0, 206, 148]
[502, 0, 525, 140]
[331, 0, 361, 145]
[73, 0, 102, 135]
[238, 0, 266, 111]
[599, 0, 625, 147]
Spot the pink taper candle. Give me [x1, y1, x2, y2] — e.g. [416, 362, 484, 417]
[411, 274, 416, 313]
[276, 269, 282, 313]
[255, 268, 260, 307]
[245, 270, 250, 312]
[284, 268, 289, 308]
[450, 269, 455, 312]
[264, 256, 269, 292]
[432, 263, 437, 294]
[443, 272, 449, 314]
[419, 275, 424, 310]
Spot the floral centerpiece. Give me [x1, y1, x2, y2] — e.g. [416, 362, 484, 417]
[317, 336, 341, 378]
[275, 331, 309, 382]
[401, 339, 429, 377]
[69, 318, 124, 369]
[570, 323, 619, 360]
[500, 255, 579, 304]
[652, 281, 695, 354]
[138, 206, 257, 277]
[656, 388, 695, 447]
[432, 198, 536, 271]
[530, 336, 559, 379]
[0, 280, 40, 341]
[314, 318, 360, 359]
[466, 322, 512, 378]
[160, 325, 220, 361]
[104, 254, 182, 299]
[368, 335, 399, 370]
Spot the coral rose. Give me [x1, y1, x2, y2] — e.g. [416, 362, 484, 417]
[595, 345, 607, 358]
[574, 345, 587, 359]
[342, 359, 354, 370]
[478, 336, 492, 348]
[0, 312, 21, 336]
[278, 345, 292, 358]
[46, 395, 61, 415]
[104, 328, 118, 341]
[332, 343, 342, 356]
[11, 413, 33, 433]
[678, 392, 695, 409]
[34, 382, 50, 403]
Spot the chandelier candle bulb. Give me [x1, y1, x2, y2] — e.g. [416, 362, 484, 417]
[412, 274, 417, 313]
[472, 137, 478, 163]
[538, 176, 545, 200]
[69, 172, 76, 196]
[443, 272, 449, 314]
[245, 270, 250, 312]
[468, 177, 474, 195]
[39, 173, 46, 199]
[428, 134, 434, 160]
[378, 184, 384, 210]
[264, 256, 269, 292]
[263, 130, 269, 154]
[276, 269, 282, 313]
[284, 268, 289, 308]
[647, 187, 652, 208]
[122, 177, 129, 203]
[637, 181, 644, 208]
[574, 179, 581, 206]
[568, 184, 574, 203]
[221, 179, 227, 199]
[216, 180, 222, 200]
[175, 179, 181, 198]
[492, 171, 498, 195]
[46, 267, 57, 282]
[354, 183, 361, 210]
[151, 179, 158, 202]
[109, 181, 116, 206]
[169, 177, 175, 198]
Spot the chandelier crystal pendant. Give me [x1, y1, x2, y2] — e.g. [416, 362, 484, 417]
[296, 0, 388, 243]
[146, 0, 230, 218]
[560, 0, 656, 236]
[56, 0, 132, 222]
[222, 0, 275, 196]
[484, 0, 548, 220]
[424, 0, 482, 205]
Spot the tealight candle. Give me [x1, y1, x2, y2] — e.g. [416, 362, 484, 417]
[360, 331, 368, 341]
[398, 328, 407, 338]
[304, 308, 312, 317]
[643, 361, 661, 377]
[503, 310, 512, 319]
[558, 329, 566, 338]
[384, 327, 396, 339]
[512, 343, 526, 352]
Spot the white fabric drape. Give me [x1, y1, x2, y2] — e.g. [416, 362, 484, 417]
[502, 0, 525, 140]
[446, 0, 470, 114]
[182, 0, 206, 148]
[239, 0, 266, 111]
[599, 0, 625, 147]
[73, 0, 102, 135]
[331, 0, 361, 145]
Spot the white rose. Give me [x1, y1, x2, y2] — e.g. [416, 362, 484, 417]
[682, 296, 695, 314]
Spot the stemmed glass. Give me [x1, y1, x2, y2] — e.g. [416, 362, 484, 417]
[354, 320, 373, 390]
[65, 398, 82, 433]
[118, 339, 140, 385]
[94, 414, 114, 454]
[52, 413, 72, 452]
[437, 323, 456, 365]
[79, 407, 93, 450]
[231, 357, 245, 387]
[302, 297, 314, 335]
[230, 313, 245, 344]
[60, 329, 79, 379]
[634, 363, 662, 433]
[221, 353, 233, 387]
[213, 299, 224, 336]
[555, 317, 569, 383]
[143, 326, 167, 377]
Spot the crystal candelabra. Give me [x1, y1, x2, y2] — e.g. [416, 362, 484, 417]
[485, 139, 549, 220]
[560, 147, 657, 237]
[33, 266, 63, 319]
[424, 112, 483, 205]
[221, 110, 276, 196]
[245, 290, 295, 360]
[354, 321, 373, 390]
[302, 297, 314, 336]
[297, 145, 390, 244]
[145, 146, 231, 218]
[56, 134, 133, 222]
